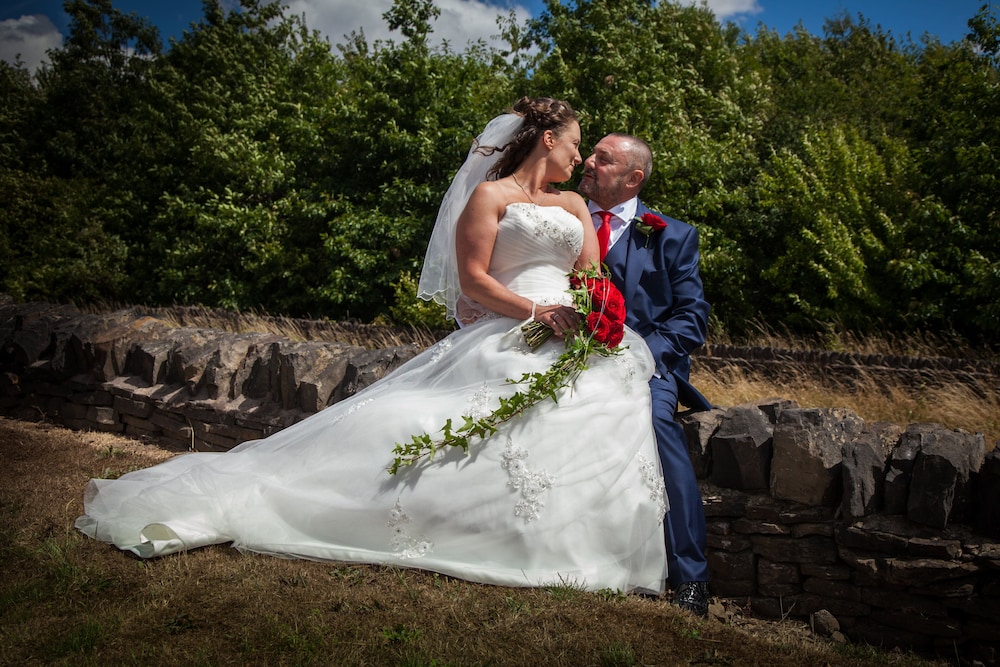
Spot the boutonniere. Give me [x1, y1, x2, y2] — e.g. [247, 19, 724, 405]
[634, 212, 668, 248]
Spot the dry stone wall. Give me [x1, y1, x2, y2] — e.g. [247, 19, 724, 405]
[684, 401, 998, 663]
[2, 300, 998, 665]
[0, 301, 419, 450]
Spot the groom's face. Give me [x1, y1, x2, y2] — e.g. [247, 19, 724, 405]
[579, 136, 633, 210]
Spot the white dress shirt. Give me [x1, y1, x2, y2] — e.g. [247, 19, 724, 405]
[588, 197, 639, 252]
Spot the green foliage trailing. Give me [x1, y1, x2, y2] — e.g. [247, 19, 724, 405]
[387, 353, 584, 474]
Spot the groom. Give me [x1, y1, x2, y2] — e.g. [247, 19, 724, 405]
[579, 133, 712, 616]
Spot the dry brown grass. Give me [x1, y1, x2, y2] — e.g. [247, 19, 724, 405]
[691, 364, 1000, 449]
[711, 319, 998, 362]
[140, 304, 445, 349]
[0, 418, 945, 666]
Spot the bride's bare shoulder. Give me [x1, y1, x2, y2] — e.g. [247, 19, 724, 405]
[469, 179, 514, 205]
[548, 189, 589, 219]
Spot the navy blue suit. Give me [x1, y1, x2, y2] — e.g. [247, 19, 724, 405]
[603, 200, 711, 588]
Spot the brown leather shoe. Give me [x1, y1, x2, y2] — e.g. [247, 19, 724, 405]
[673, 581, 709, 617]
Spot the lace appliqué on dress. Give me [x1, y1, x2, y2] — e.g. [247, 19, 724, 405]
[387, 499, 433, 558]
[328, 398, 373, 426]
[429, 338, 453, 363]
[614, 352, 638, 393]
[501, 436, 556, 523]
[467, 382, 493, 419]
[518, 204, 584, 257]
[638, 455, 668, 524]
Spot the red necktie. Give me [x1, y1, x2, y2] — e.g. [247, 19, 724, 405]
[597, 210, 613, 261]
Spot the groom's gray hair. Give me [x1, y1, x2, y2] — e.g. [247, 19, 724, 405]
[608, 133, 653, 190]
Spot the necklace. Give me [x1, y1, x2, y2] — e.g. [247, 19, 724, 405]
[512, 173, 548, 206]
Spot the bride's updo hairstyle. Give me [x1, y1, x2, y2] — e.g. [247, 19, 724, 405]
[481, 96, 577, 180]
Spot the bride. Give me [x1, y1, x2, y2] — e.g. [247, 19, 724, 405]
[76, 97, 670, 594]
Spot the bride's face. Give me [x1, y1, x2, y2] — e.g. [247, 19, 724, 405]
[546, 121, 582, 181]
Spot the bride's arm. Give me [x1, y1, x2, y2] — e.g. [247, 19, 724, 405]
[565, 192, 601, 271]
[456, 183, 578, 335]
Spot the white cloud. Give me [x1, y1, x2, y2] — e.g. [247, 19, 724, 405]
[283, 0, 530, 50]
[0, 14, 62, 73]
[681, 0, 763, 22]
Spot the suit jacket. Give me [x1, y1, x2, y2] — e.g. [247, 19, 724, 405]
[604, 200, 712, 411]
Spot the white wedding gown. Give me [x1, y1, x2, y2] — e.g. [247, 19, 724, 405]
[76, 203, 669, 593]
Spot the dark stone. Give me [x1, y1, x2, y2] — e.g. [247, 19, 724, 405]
[869, 610, 962, 638]
[862, 588, 949, 616]
[750, 535, 838, 564]
[700, 484, 749, 518]
[164, 328, 232, 396]
[2, 303, 79, 367]
[114, 395, 153, 419]
[841, 422, 902, 520]
[750, 397, 799, 424]
[708, 404, 773, 490]
[679, 408, 722, 479]
[707, 549, 757, 597]
[770, 407, 865, 507]
[799, 563, 852, 580]
[791, 523, 834, 538]
[907, 427, 986, 528]
[882, 557, 979, 587]
[801, 577, 862, 602]
[706, 533, 752, 552]
[848, 621, 933, 651]
[744, 496, 834, 523]
[126, 338, 176, 386]
[883, 423, 930, 514]
[974, 449, 1000, 538]
[757, 558, 801, 597]
[782, 593, 870, 618]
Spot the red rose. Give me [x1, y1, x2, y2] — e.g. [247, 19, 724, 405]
[585, 277, 609, 307]
[605, 321, 625, 348]
[640, 212, 667, 232]
[585, 312, 623, 348]
[592, 283, 625, 323]
[635, 213, 668, 248]
[585, 312, 613, 343]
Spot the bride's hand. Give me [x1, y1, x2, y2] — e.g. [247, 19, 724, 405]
[534, 304, 581, 338]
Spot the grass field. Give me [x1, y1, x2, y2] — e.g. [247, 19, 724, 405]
[0, 419, 946, 666]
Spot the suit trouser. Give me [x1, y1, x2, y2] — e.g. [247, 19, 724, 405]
[650, 374, 708, 587]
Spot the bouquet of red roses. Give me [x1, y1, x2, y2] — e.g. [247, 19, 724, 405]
[522, 266, 626, 352]
[389, 264, 628, 474]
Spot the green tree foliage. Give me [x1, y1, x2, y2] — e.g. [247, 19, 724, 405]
[752, 125, 938, 330]
[524, 0, 768, 336]
[0, 0, 156, 302]
[725, 7, 998, 343]
[127, 0, 335, 311]
[899, 6, 1000, 338]
[309, 3, 514, 319]
[1, 0, 997, 347]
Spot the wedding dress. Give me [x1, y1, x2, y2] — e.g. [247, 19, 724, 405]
[76, 203, 669, 593]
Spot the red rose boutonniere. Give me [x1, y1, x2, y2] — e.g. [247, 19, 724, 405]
[634, 212, 668, 248]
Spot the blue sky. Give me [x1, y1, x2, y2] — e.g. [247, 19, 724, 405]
[1, 0, 992, 72]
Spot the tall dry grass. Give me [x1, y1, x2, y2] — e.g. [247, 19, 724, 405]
[691, 364, 999, 450]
